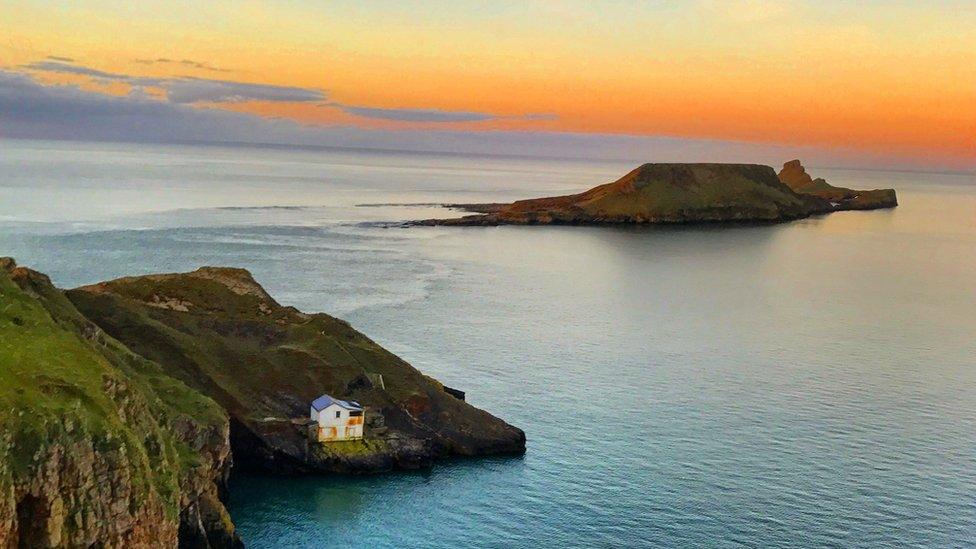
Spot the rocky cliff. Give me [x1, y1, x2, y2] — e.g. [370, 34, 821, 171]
[0, 259, 241, 548]
[66, 267, 525, 474]
[2, 258, 524, 546]
[413, 161, 896, 226]
[777, 159, 897, 210]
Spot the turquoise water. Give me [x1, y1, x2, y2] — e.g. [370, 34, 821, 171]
[2, 139, 975, 547]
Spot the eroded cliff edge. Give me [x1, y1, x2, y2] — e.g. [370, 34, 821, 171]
[410, 161, 896, 226]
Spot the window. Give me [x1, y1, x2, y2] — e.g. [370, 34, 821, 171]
[349, 410, 363, 417]
[335, 411, 341, 418]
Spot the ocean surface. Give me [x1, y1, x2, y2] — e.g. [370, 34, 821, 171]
[2, 139, 975, 547]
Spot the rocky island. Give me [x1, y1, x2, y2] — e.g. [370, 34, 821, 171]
[0, 259, 524, 547]
[412, 160, 896, 226]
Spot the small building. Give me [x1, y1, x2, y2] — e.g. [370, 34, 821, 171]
[310, 394, 364, 442]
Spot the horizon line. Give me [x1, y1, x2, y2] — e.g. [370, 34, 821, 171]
[4, 135, 974, 178]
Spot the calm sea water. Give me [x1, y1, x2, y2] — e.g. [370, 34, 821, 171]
[2, 139, 975, 547]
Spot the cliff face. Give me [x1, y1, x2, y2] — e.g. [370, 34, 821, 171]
[777, 159, 897, 210]
[66, 267, 525, 474]
[0, 259, 240, 548]
[415, 162, 896, 226]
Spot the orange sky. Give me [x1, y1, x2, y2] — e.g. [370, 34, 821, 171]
[2, 1, 974, 167]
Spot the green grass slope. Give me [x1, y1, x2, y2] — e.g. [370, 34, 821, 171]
[0, 259, 238, 547]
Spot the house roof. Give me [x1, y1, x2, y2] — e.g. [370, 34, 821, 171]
[311, 394, 363, 412]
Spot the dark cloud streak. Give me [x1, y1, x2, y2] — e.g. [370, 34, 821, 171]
[327, 102, 559, 123]
[20, 59, 550, 122]
[165, 77, 326, 104]
[134, 57, 232, 73]
[21, 60, 322, 104]
[22, 60, 165, 86]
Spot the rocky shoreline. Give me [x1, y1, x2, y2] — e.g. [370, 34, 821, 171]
[0, 259, 524, 547]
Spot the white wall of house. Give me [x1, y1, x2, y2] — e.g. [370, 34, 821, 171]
[313, 403, 364, 441]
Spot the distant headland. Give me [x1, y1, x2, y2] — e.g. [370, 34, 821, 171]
[408, 160, 897, 226]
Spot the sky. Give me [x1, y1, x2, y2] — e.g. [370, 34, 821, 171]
[1, 0, 974, 170]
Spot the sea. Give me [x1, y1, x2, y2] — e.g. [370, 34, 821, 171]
[1, 138, 974, 548]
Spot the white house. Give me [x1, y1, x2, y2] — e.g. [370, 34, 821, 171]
[310, 394, 365, 442]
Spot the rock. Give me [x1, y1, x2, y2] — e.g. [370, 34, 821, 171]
[777, 159, 897, 211]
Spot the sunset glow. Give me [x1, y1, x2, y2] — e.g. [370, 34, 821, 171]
[2, 1, 974, 168]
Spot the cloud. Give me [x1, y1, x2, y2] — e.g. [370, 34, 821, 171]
[331, 104, 496, 122]
[22, 60, 164, 86]
[0, 70, 300, 143]
[46, 55, 75, 62]
[328, 102, 558, 123]
[165, 77, 326, 104]
[24, 60, 128, 80]
[21, 59, 323, 104]
[21, 59, 544, 121]
[134, 57, 232, 73]
[0, 69, 957, 171]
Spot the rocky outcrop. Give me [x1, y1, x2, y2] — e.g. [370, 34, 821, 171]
[67, 267, 525, 475]
[412, 161, 896, 226]
[0, 259, 241, 548]
[778, 159, 897, 210]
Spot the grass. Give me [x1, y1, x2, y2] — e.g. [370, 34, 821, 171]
[583, 165, 807, 218]
[0, 267, 227, 523]
[66, 266, 523, 469]
[315, 437, 388, 457]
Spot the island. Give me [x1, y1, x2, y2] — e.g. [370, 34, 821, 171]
[410, 160, 896, 226]
[0, 259, 524, 547]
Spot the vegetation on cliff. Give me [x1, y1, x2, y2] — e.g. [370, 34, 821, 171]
[0, 259, 240, 547]
[66, 267, 525, 474]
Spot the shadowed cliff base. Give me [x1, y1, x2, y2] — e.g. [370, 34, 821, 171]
[405, 161, 897, 226]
